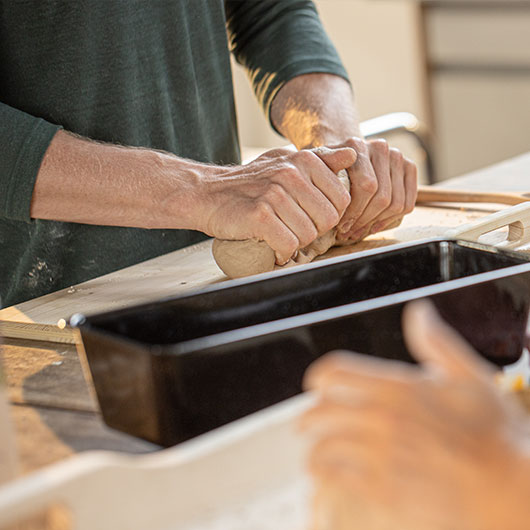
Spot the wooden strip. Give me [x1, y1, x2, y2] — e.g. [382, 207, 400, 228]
[417, 185, 529, 205]
[1, 322, 76, 344]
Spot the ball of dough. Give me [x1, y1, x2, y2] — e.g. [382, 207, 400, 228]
[212, 238, 276, 278]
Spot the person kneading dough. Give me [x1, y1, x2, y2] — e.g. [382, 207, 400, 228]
[0, 1, 417, 307]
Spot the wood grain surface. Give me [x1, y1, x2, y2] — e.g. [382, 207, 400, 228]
[2, 337, 158, 474]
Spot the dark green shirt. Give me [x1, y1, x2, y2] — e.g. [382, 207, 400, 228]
[0, 0, 347, 307]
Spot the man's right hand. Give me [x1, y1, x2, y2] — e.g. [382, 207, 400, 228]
[194, 146, 356, 265]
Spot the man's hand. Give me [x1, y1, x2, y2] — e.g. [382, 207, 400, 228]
[300, 300, 530, 530]
[335, 137, 418, 242]
[271, 74, 418, 243]
[196, 146, 355, 264]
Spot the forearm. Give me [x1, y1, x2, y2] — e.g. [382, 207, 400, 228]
[270, 73, 362, 150]
[30, 130, 356, 265]
[30, 130, 219, 230]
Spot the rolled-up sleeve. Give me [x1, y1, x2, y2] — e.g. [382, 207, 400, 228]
[0, 102, 61, 222]
[225, 0, 349, 128]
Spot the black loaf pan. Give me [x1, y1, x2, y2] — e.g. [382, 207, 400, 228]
[72, 239, 530, 447]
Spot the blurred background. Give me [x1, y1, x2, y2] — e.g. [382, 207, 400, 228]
[233, 0, 530, 184]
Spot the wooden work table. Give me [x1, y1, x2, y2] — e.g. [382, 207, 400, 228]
[2, 151, 530, 475]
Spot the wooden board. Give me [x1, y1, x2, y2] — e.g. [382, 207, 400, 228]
[2, 336, 158, 475]
[3, 338, 94, 412]
[1, 152, 529, 343]
[10, 403, 158, 475]
[0, 205, 498, 343]
[0, 240, 225, 343]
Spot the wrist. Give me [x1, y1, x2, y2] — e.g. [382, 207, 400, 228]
[270, 73, 362, 150]
[147, 149, 226, 232]
[300, 124, 362, 150]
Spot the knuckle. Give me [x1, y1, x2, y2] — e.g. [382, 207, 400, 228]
[265, 182, 287, 203]
[294, 149, 317, 165]
[389, 147, 404, 165]
[342, 137, 363, 150]
[358, 175, 378, 195]
[370, 138, 389, 155]
[374, 193, 392, 210]
[254, 201, 274, 223]
[350, 136, 365, 148]
[405, 156, 417, 168]
[281, 165, 302, 183]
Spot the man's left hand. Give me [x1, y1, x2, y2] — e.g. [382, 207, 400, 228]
[331, 137, 418, 242]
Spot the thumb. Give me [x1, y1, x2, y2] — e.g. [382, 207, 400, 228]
[312, 146, 357, 175]
[403, 299, 494, 380]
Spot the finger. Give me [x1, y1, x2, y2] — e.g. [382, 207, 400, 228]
[343, 215, 402, 245]
[403, 158, 418, 213]
[370, 215, 404, 236]
[303, 351, 418, 393]
[403, 300, 495, 379]
[299, 399, 405, 439]
[371, 158, 417, 235]
[297, 183, 342, 235]
[366, 154, 418, 235]
[342, 140, 393, 239]
[337, 140, 378, 234]
[308, 435, 393, 479]
[340, 223, 373, 244]
[312, 146, 357, 174]
[295, 150, 352, 218]
[254, 202, 300, 265]
[368, 148, 406, 232]
[265, 183, 319, 248]
[281, 155, 343, 235]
